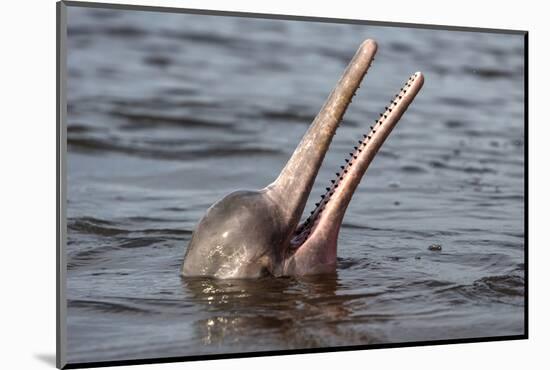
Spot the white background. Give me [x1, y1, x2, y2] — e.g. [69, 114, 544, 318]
[1, 0, 546, 369]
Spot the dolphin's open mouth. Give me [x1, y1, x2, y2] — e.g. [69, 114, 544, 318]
[290, 71, 424, 251]
[265, 39, 424, 274]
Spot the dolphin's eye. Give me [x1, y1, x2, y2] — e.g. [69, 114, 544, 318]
[259, 264, 272, 277]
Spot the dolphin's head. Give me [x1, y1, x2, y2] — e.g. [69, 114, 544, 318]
[181, 190, 287, 278]
[181, 39, 424, 278]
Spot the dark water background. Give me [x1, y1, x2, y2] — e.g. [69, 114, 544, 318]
[65, 6, 525, 364]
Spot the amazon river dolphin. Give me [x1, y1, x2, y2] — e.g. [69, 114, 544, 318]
[181, 39, 424, 278]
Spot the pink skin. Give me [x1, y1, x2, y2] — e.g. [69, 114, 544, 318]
[181, 39, 424, 278]
[280, 71, 424, 276]
[267, 40, 379, 240]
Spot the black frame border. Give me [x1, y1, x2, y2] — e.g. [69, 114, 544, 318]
[56, 1, 529, 369]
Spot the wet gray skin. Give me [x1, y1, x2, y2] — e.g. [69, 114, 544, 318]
[181, 39, 424, 278]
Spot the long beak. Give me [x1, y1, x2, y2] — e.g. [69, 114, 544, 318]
[314, 72, 425, 233]
[266, 39, 378, 232]
[286, 72, 425, 272]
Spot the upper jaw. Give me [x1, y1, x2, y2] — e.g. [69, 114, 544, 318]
[265, 39, 378, 242]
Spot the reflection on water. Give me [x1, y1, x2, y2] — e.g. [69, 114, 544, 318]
[65, 5, 525, 364]
[182, 275, 352, 346]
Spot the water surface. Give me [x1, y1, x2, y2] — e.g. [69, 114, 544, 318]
[66, 6, 525, 364]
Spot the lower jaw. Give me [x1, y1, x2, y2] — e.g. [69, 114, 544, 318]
[283, 226, 341, 276]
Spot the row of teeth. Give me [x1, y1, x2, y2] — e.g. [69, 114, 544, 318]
[293, 73, 419, 244]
